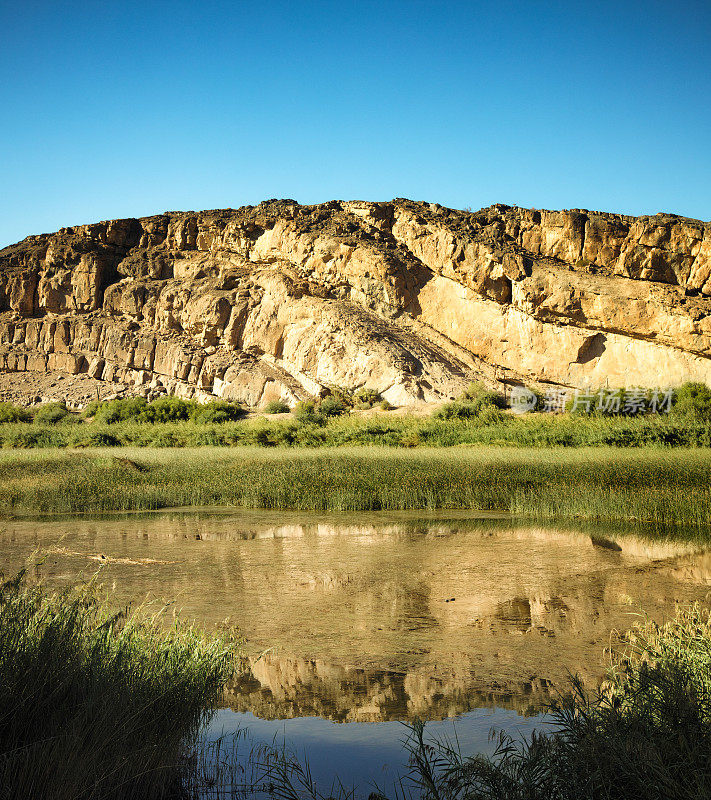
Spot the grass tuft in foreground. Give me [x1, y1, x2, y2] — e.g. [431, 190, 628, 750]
[0, 567, 239, 800]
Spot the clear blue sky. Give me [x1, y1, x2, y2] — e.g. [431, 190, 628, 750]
[1, 0, 709, 247]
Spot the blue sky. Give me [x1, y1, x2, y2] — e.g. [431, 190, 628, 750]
[1, 0, 709, 246]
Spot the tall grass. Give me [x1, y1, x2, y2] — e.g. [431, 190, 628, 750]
[2, 447, 711, 532]
[0, 567, 239, 800]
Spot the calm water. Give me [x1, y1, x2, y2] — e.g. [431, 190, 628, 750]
[3, 510, 711, 794]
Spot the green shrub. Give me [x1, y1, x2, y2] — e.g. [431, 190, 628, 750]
[294, 401, 323, 425]
[148, 429, 186, 447]
[81, 400, 100, 419]
[139, 396, 193, 423]
[513, 385, 545, 413]
[565, 387, 680, 417]
[33, 402, 70, 425]
[461, 381, 507, 408]
[567, 388, 628, 416]
[325, 387, 354, 408]
[477, 407, 508, 425]
[91, 397, 244, 425]
[190, 427, 229, 446]
[461, 381, 485, 401]
[0, 402, 31, 423]
[474, 391, 507, 411]
[253, 427, 279, 446]
[261, 422, 298, 446]
[3, 428, 68, 448]
[379, 399, 394, 411]
[434, 401, 480, 419]
[263, 400, 291, 414]
[319, 395, 348, 417]
[117, 396, 151, 419]
[292, 423, 327, 446]
[353, 388, 382, 409]
[93, 397, 148, 424]
[71, 430, 121, 448]
[440, 383, 507, 418]
[190, 401, 245, 424]
[5, 397, 711, 452]
[672, 382, 711, 421]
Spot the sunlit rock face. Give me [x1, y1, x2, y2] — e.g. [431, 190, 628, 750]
[1, 199, 711, 406]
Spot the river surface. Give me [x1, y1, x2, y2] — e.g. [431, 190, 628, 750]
[3, 510, 711, 794]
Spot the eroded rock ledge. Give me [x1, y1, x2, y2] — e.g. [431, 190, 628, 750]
[1, 199, 710, 406]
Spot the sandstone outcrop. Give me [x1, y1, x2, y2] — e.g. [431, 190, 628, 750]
[1, 199, 710, 406]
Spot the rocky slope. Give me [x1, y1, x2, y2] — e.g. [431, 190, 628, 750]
[1, 199, 710, 407]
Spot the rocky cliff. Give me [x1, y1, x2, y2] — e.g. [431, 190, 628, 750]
[1, 199, 710, 407]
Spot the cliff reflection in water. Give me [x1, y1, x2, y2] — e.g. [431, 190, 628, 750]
[225, 654, 553, 721]
[2, 510, 711, 721]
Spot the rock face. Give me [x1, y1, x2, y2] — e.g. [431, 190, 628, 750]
[1, 199, 710, 406]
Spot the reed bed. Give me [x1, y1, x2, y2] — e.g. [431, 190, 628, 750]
[0, 568, 239, 800]
[2, 447, 711, 532]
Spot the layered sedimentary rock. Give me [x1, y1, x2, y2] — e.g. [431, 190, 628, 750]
[1, 199, 710, 406]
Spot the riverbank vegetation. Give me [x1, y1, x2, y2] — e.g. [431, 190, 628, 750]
[2, 409, 711, 449]
[2, 447, 711, 532]
[0, 567, 239, 800]
[1, 382, 711, 449]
